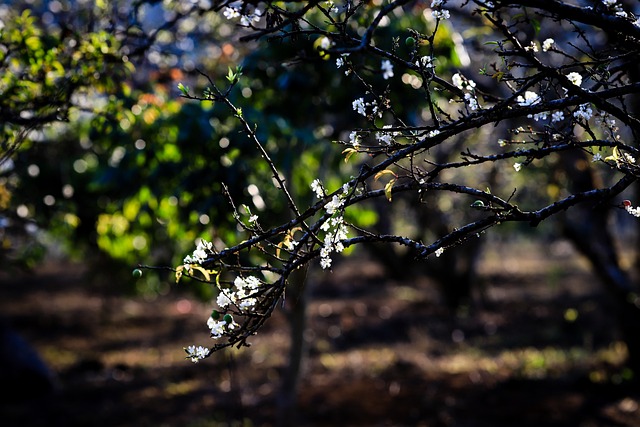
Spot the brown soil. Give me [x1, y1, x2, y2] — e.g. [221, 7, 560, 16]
[1, 240, 639, 426]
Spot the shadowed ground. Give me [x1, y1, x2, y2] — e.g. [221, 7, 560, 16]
[0, 239, 638, 426]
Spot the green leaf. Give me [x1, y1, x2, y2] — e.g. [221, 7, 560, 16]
[177, 82, 190, 95]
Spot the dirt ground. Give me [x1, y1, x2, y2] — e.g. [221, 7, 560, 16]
[1, 239, 639, 426]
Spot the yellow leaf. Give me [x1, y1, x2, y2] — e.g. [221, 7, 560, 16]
[175, 265, 185, 283]
[374, 169, 397, 181]
[342, 148, 357, 163]
[605, 146, 620, 162]
[384, 178, 396, 202]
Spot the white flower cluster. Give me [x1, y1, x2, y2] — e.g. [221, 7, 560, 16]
[208, 315, 239, 339]
[566, 72, 583, 87]
[602, 0, 630, 18]
[542, 38, 555, 52]
[376, 125, 399, 146]
[381, 60, 394, 80]
[517, 90, 554, 121]
[513, 162, 522, 172]
[595, 113, 619, 136]
[223, 3, 262, 26]
[349, 131, 360, 149]
[311, 178, 325, 198]
[517, 91, 540, 107]
[431, 0, 450, 19]
[336, 54, 350, 74]
[320, 215, 349, 269]
[625, 201, 640, 217]
[452, 73, 479, 111]
[183, 239, 213, 265]
[435, 247, 445, 257]
[217, 275, 263, 311]
[324, 0, 339, 14]
[573, 103, 593, 121]
[416, 56, 435, 69]
[352, 97, 383, 118]
[184, 345, 210, 363]
[311, 180, 350, 269]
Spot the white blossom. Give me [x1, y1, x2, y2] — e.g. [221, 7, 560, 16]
[325, 195, 344, 215]
[435, 247, 444, 257]
[185, 345, 210, 363]
[592, 153, 603, 162]
[376, 131, 394, 145]
[336, 57, 344, 68]
[223, 6, 240, 19]
[513, 162, 522, 172]
[349, 131, 360, 149]
[573, 104, 593, 121]
[216, 292, 233, 308]
[452, 73, 464, 89]
[551, 111, 565, 122]
[320, 257, 332, 269]
[416, 56, 435, 69]
[207, 318, 227, 338]
[517, 91, 540, 106]
[240, 9, 262, 26]
[431, 0, 444, 7]
[432, 9, 450, 19]
[542, 38, 555, 52]
[381, 60, 394, 80]
[352, 97, 366, 116]
[566, 72, 582, 87]
[311, 179, 325, 198]
[183, 239, 213, 265]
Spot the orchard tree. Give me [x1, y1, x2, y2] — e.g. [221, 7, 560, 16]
[142, 0, 640, 378]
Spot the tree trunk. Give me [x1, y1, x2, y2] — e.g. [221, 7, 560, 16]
[560, 150, 640, 375]
[277, 264, 309, 427]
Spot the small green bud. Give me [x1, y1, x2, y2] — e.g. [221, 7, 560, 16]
[132, 268, 143, 278]
[223, 314, 233, 324]
[471, 200, 485, 208]
[405, 37, 416, 47]
[211, 309, 220, 320]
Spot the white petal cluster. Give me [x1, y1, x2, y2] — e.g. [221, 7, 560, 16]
[349, 131, 360, 149]
[352, 98, 366, 116]
[517, 91, 541, 107]
[184, 345, 210, 363]
[352, 97, 383, 118]
[183, 239, 213, 265]
[573, 104, 593, 121]
[542, 38, 555, 52]
[381, 60, 394, 80]
[452, 73, 480, 111]
[566, 72, 582, 87]
[416, 56, 435, 69]
[216, 276, 263, 311]
[626, 203, 640, 217]
[320, 215, 349, 269]
[207, 316, 238, 339]
[222, 3, 262, 26]
[311, 179, 325, 198]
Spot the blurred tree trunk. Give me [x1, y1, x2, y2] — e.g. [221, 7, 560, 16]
[559, 150, 640, 375]
[277, 264, 309, 427]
